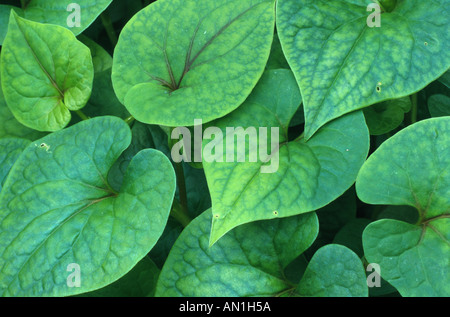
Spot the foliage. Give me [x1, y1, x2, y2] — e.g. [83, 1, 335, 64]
[0, 0, 448, 298]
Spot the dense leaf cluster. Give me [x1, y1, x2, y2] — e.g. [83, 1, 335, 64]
[0, 0, 448, 297]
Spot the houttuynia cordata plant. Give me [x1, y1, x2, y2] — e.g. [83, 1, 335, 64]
[0, 0, 448, 299]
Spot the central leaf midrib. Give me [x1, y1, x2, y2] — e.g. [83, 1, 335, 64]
[307, 16, 367, 129]
[15, 16, 65, 99]
[174, 1, 268, 89]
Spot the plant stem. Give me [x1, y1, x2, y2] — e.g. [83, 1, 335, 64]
[170, 200, 191, 227]
[168, 127, 190, 223]
[75, 110, 89, 121]
[174, 160, 189, 217]
[20, 0, 28, 9]
[100, 12, 118, 48]
[124, 115, 135, 126]
[410, 93, 418, 124]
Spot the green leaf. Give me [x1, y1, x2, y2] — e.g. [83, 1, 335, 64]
[304, 188, 357, 259]
[379, 0, 397, 12]
[283, 255, 308, 285]
[266, 32, 290, 70]
[112, 0, 276, 127]
[357, 117, 450, 296]
[0, 116, 176, 296]
[77, 256, 160, 297]
[81, 68, 130, 121]
[21, 0, 112, 36]
[363, 218, 449, 296]
[183, 164, 212, 218]
[427, 94, 450, 117]
[155, 210, 318, 297]
[437, 70, 450, 89]
[148, 218, 184, 269]
[203, 69, 369, 244]
[363, 97, 412, 135]
[296, 244, 368, 297]
[108, 121, 170, 191]
[376, 205, 419, 225]
[356, 117, 449, 219]
[333, 218, 371, 258]
[78, 35, 113, 73]
[277, 0, 450, 139]
[0, 138, 29, 192]
[0, 53, 46, 140]
[1, 12, 94, 132]
[0, 5, 22, 46]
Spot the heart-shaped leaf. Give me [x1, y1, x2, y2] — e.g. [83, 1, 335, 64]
[203, 69, 369, 244]
[357, 117, 450, 296]
[20, 0, 112, 36]
[0, 116, 176, 296]
[155, 209, 318, 297]
[357, 117, 449, 218]
[0, 138, 29, 192]
[277, 0, 450, 139]
[363, 218, 449, 297]
[0, 53, 46, 140]
[296, 244, 368, 297]
[1, 12, 94, 132]
[112, 0, 276, 127]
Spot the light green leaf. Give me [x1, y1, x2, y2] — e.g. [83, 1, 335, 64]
[203, 69, 369, 244]
[427, 94, 450, 117]
[356, 117, 449, 219]
[77, 256, 160, 297]
[1, 12, 94, 132]
[0, 116, 176, 296]
[0, 138, 29, 192]
[357, 117, 450, 296]
[277, 0, 450, 139]
[21, 0, 112, 35]
[0, 5, 22, 46]
[112, 0, 275, 126]
[363, 97, 412, 135]
[0, 53, 46, 140]
[155, 210, 318, 297]
[296, 244, 368, 297]
[363, 218, 449, 296]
